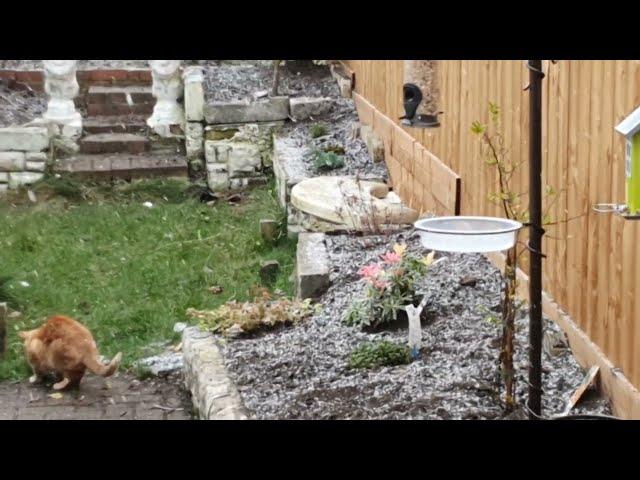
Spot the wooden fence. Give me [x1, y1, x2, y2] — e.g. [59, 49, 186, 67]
[344, 60, 640, 402]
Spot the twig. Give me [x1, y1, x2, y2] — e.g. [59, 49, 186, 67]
[151, 404, 184, 412]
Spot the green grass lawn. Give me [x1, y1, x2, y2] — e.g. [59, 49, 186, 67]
[0, 177, 295, 380]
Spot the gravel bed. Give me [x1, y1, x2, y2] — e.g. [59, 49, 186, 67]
[221, 232, 611, 419]
[203, 61, 337, 102]
[279, 96, 389, 181]
[0, 80, 46, 127]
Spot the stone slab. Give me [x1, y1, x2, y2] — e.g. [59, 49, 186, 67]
[204, 96, 289, 124]
[295, 232, 330, 300]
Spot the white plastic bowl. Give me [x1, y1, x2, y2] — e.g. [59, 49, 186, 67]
[414, 216, 523, 253]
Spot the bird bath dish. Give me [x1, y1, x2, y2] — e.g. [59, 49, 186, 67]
[414, 216, 523, 253]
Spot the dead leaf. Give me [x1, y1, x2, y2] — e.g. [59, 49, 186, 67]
[48, 393, 63, 399]
[208, 285, 223, 294]
[27, 190, 37, 203]
[172, 342, 182, 352]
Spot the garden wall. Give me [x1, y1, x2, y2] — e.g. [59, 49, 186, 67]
[343, 60, 640, 413]
[0, 127, 49, 191]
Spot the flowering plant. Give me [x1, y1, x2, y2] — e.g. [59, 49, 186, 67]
[344, 243, 434, 328]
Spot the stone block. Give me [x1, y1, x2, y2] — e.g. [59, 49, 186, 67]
[289, 97, 333, 120]
[204, 96, 289, 124]
[272, 135, 308, 209]
[186, 122, 204, 161]
[26, 161, 46, 172]
[295, 232, 330, 299]
[0, 127, 49, 152]
[0, 152, 26, 172]
[183, 67, 205, 122]
[8, 171, 44, 188]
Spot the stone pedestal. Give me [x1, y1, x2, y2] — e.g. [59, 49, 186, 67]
[148, 60, 184, 137]
[42, 60, 82, 138]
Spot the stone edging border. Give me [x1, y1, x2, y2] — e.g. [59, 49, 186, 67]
[182, 327, 249, 420]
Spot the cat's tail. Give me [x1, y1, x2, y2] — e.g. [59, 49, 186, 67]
[83, 352, 123, 377]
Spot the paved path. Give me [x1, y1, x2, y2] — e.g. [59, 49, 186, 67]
[0, 372, 192, 420]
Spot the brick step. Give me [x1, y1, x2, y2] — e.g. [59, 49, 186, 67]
[83, 116, 148, 134]
[87, 102, 155, 117]
[80, 133, 150, 154]
[54, 153, 188, 180]
[87, 85, 154, 105]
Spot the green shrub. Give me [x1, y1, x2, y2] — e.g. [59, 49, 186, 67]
[310, 123, 328, 138]
[313, 151, 345, 171]
[348, 341, 412, 369]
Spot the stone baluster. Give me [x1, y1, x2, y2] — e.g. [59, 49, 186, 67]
[148, 60, 184, 137]
[42, 60, 82, 137]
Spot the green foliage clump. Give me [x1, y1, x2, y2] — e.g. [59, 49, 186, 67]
[348, 341, 412, 369]
[313, 150, 345, 171]
[309, 123, 329, 138]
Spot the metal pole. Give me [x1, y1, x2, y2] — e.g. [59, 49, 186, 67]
[527, 60, 544, 419]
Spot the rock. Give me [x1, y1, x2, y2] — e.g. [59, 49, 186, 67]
[296, 232, 330, 299]
[459, 275, 477, 287]
[205, 140, 261, 178]
[8, 172, 43, 188]
[287, 223, 306, 240]
[207, 168, 229, 192]
[183, 66, 205, 122]
[0, 152, 26, 172]
[260, 219, 278, 243]
[26, 161, 46, 172]
[272, 135, 309, 209]
[0, 127, 49, 152]
[204, 96, 290, 124]
[186, 122, 204, 161]
[51, 135, 79, 156]
[360, 125, 385, 162]
[135, 352, 183, 377]
[260, 260, 280, 284]
[0, 172, 8, 182]
[543, 330, 569, 357]
[26, 152, 48, 162]
[289, 97, 333, 121]
[173, 322, 187, 334]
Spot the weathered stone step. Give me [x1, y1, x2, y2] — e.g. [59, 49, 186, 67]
[54, 153, 188, 180]
[87, 85, 154, 105]
[80, 133, 149, 155]
[83, 116, 148, 134]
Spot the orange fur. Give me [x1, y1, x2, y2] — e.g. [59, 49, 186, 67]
[19, 315, 122, 390]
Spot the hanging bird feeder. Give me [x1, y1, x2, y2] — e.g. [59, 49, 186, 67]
[593, 105, 640, 220]
[401, 60, 441, 128]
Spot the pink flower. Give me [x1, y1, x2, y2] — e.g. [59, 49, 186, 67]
[381, 251, 402, 264]
[359, 263, 382, 280]
[372, 279, 389, 290]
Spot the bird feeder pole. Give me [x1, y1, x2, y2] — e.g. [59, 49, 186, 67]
[527, 60, 545, 419]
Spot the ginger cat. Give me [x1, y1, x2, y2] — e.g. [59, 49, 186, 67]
[18, 315, 122, 390]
